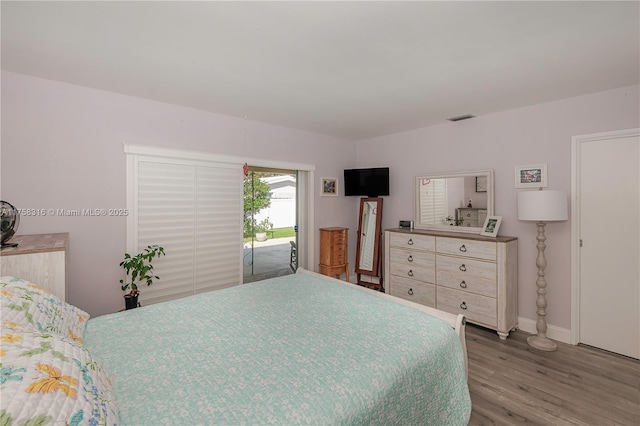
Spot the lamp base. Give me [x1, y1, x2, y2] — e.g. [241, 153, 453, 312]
[527, 335, 558, 352]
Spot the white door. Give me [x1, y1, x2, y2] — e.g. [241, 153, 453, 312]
[575, 129, 639, 359]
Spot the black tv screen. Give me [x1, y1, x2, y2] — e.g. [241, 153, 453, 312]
[344, 167, 390, 197]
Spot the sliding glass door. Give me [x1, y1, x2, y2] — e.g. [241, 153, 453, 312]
[243, 168, 298, 283]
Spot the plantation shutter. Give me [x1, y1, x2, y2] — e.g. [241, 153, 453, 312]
[194, 164, 242, 294]
[433, 179, 447, 224]
[128, 152, 243, 306]
[419, 178, 447, 225]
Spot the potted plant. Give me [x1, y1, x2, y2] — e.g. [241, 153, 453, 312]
[254, 218, 271, 242]
[119, 244, 165, 310]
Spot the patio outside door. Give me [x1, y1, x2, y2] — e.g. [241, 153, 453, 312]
[243, 168, 298, 283]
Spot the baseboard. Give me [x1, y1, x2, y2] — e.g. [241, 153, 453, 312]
[517, 317, 572, 345]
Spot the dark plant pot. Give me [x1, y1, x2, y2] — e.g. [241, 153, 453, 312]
[124, 294, 139, 310]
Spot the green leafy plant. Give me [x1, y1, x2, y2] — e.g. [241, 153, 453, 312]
[244, 217, 272, 237]
[445, 215, 464, 226]
[119, 245, 166, 296]
[243, 171, 272, 234]
[254, 218, 272, 233]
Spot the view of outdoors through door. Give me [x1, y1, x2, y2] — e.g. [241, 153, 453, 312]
[243, 167, 298, 283]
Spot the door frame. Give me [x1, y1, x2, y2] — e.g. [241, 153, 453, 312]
[570, 128, 640, 345]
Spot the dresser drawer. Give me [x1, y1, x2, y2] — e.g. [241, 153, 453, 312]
[390, 262, 435, 284]
[437, 287, 497, 327]
[389, 248, 435, 269]
[331, 245, 347, 264]
[436, 237, 496, 261]
[436, 255, 496, 281]
[331, 233, 347, 261]
[437, 270, 496, 298]
[389, 233, 435, 251]
[390, 276, 436, 308]
[332, 230, 347, 242]
[459, 209, 478, 220]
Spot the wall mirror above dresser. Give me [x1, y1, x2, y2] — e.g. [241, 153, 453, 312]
[414, 170, 494, 234]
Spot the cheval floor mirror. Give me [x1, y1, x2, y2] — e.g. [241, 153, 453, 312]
[355, 197, 384, 290]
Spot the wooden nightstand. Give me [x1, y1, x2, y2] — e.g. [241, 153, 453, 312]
[319, 227, 349, 281]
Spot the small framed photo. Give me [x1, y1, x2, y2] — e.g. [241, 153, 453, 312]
[481, 216, 502, 237]
[475, 175, 487, 193]
[321, 178, 338, 196]
[515, 163, 547, 188]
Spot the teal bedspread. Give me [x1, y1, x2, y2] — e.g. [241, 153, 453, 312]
[84, 272, 471, 425]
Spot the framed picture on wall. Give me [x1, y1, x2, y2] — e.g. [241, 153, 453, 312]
[480, 216, 502, 237]
[515, 163, 547, 188]
[321, 178, 338, 196]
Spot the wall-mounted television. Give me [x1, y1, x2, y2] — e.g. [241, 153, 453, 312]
[344, 167, 390, 197]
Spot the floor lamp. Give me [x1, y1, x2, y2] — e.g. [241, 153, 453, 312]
[517, 189, 568, 351]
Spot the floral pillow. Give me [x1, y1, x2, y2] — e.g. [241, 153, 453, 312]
[0, 277, 90, 343]
[0, 324, 120, 425]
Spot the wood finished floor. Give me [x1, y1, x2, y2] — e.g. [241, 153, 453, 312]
[466, 324, 640, 425]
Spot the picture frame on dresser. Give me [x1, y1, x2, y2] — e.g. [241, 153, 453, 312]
[480, 216, 502, 237]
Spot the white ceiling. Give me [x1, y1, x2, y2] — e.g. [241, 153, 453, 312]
[2, 1, 638, 140]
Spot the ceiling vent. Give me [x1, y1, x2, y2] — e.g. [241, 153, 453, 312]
[447, 114, 476, 122]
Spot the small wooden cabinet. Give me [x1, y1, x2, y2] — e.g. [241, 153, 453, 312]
[0, 233, 68, 301]
[319, 227, 349, 281]
[385, 228, 517, 339]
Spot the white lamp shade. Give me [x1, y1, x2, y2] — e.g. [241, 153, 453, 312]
[517, 190, 568, 221]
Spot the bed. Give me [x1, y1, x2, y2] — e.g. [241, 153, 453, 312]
[1, 269, 471, 425]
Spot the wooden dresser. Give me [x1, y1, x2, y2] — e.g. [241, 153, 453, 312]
[319, 227, 349, 281]
[385, 228, 517, 339]
[0, 233, 68, 301]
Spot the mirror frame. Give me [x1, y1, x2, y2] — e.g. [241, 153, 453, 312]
[414, 169, 494, 234]
[355, 197, 383, 276]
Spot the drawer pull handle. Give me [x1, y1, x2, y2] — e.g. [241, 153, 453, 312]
[407, 238, 414, 246]
[408, 288, 414, 295]
[407, 270, 414, 277]
[459, 244, 467, 252]
[460, 302, 468, 310]
[459, 264, 467, 272]
[407, 255, 413, 262]
[459, 280, 467, 288]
